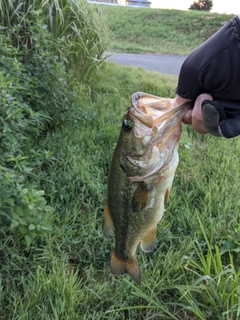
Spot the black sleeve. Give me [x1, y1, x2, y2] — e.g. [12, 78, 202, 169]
[176, 16, 240, 109]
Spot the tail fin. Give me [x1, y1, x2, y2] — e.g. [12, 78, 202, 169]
[110, 250, 141, 285]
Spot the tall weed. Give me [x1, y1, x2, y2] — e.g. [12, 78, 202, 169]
[0, 0, 109, 83]
[44, 0, 109, 82]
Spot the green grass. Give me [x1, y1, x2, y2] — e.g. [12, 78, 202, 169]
[1, 61, 240, 319]
[1, 4, 240, 319]
[100, 5, 235, 54]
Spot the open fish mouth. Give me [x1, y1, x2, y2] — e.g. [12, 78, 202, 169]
[129, 92, 191, 139]
[124, 92, 192, 181]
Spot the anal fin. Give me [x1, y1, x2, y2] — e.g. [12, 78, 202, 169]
[164, 187, 172, 208]
[102, 200, 115, 239]
[110, 250, 141, 285]
[140, 226, 157, 252]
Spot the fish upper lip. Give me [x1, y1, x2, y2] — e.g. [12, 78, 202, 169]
[129, 104, 153, 128]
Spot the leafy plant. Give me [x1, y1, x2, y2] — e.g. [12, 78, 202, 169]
[219, 229, 240, 266]
[0, 45, 54, 246]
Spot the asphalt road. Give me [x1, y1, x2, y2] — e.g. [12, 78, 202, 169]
[104, 51, 188, 75]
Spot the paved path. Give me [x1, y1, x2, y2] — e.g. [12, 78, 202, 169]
[104, 51, 187, 75]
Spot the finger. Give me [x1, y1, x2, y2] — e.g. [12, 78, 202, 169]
[172, 95, 192, 109]
[201, 100, 226, 136]
[171, 95, 193, 124]
[192, 94, 213, 134]
[182, 109, 192, 124]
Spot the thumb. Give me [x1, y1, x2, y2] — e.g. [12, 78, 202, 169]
[201, 100, 225, 136]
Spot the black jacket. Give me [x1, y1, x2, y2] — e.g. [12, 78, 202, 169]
[176, 16, 240, 117]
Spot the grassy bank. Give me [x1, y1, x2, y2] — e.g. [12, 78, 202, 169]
[1, 62, 240, 319]
[101, 5, 235, 54]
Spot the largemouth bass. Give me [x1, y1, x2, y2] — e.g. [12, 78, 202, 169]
[103, 92, 191, 285]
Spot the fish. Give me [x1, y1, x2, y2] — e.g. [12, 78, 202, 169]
[102, 92, 191, 285]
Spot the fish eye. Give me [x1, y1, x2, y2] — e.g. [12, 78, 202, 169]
[122, 119, 133, 132]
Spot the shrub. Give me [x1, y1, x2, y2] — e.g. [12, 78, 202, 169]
[0, 0, 109, 247]
[189, 0, 213, 11]
[0, 34, 54, 246]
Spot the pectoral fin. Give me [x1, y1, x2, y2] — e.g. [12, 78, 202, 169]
[140, 226, 157, 252]
[110, 250, 141, 285]
[102, 200, 115, 239]
[132, 182, 155, 212]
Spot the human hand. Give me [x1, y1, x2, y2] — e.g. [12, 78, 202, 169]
[181, 93, 213, 134]
[180, 93, 240, 138]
